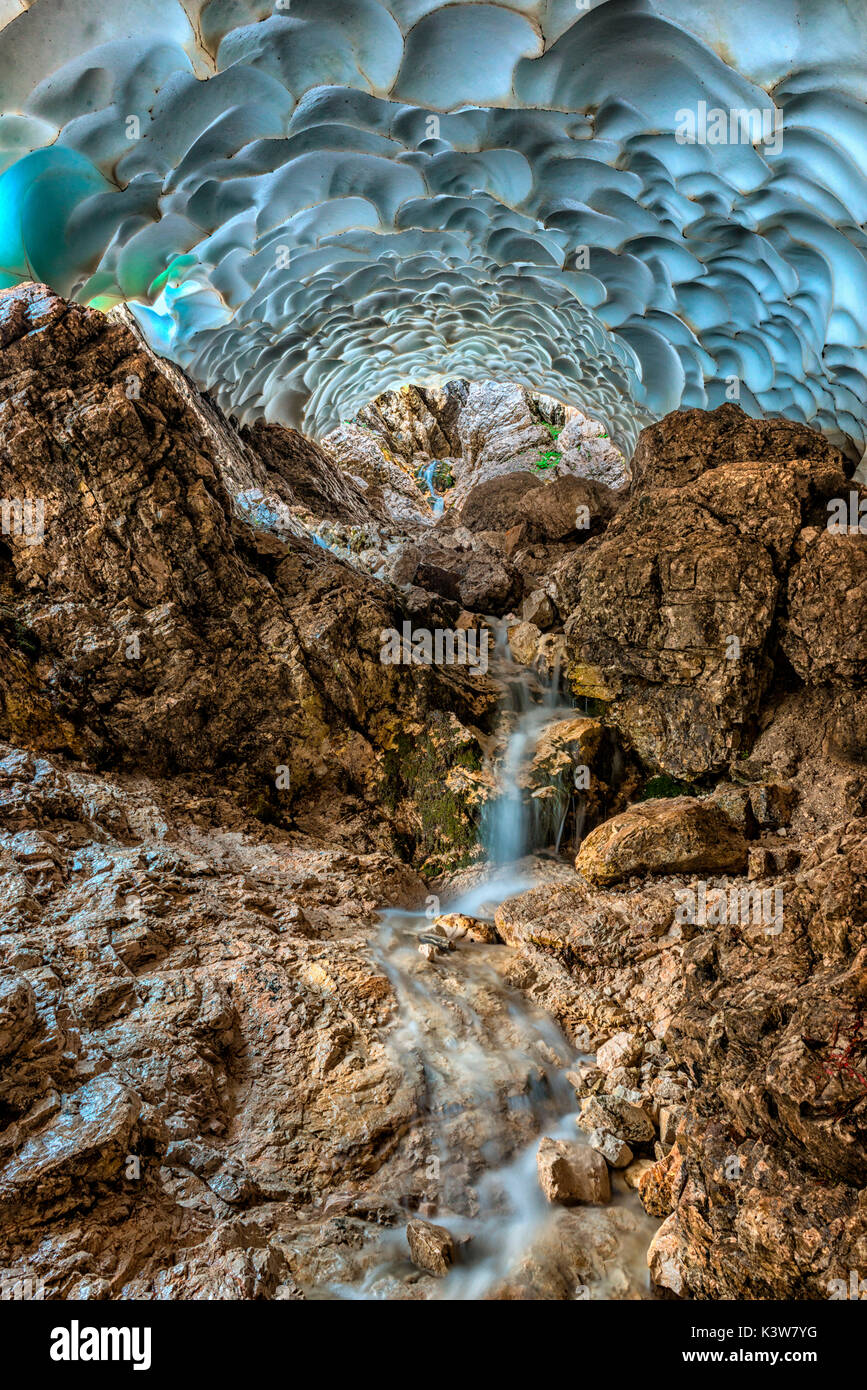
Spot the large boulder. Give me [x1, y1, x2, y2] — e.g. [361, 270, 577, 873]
[563, 449, 848, 776]
[630, 402, 847, 494]
[0, 283, 496, 869]
[782, 526, 867, 685]
[575, 797, 748, 886]
[536, 1137, 611, 1206]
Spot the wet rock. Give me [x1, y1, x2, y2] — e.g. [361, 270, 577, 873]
[507, 621, 542, 667]
[406, 1218, 456, 1276]
[536, 1137, 611, 1205]
[576, 797, 748, 886]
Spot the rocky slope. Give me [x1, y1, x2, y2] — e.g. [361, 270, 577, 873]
[0, 281, 865, 1301]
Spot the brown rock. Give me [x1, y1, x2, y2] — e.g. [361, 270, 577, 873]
[576, 797, 748, 886]
[537, 1138, 611, 1205]
[630, 402, 846, 495]
[406, 1218, 456, 1276]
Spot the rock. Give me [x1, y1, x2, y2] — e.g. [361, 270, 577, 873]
[507, 621, 542, 667]
[748, 845, 800, 877]
[658, 1106, 684, 1147]
[647, 1213, 686, 1295]
[587, 1130, 633, 1168]
[0, 283, 498, 875]
[406, 1218, 456, 1276]
[458, 472, 544, 532]
[321, 422, 432, 525]
[783, 525, 867, 687]
[536, 1137, 611, 1205]
[557, 412, 629, 490]
[434, 913, 472, 941]
[411, 539, 522, 615]
[576, 797, 748, 886]
[0, 972, 37, 1057]
[630, 402, 844, 495]
[748, 783, 797, 828]
[578, 1095, 655, 1146]
[522, 589, 555, 630]
[519, 474, 617, 541]
[596, 1030, 643, 1074]
[623, 1158, 656, 1191]
[638, 1147, 686, 1218]
[418, 942, 439, 961]
[563, 437, 848, 776]
[566, 1063, 604, 1097]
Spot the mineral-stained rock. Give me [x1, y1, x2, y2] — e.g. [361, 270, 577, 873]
[536, 1137, 611, 1205]
[575, 797, 748, 886]
[406, 1218, 456, 1276]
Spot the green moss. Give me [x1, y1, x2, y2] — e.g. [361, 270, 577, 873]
[640, 773, 695, 800]
[379, 719, 486, 874]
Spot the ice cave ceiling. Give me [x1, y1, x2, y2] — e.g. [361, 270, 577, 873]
[1, 0, 867, 457]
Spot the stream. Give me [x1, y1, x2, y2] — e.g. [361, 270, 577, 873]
[332, 639, 659, 1300]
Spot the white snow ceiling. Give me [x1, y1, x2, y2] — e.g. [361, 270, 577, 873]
[1, 0, 866, 456]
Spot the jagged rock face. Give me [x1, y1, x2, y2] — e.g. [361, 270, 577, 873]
[561, 406, 849, 777]
[321, 379, 625, 524]
[0, 283, 496, 872]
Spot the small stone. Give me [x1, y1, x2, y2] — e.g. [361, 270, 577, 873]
[537, 1137, 611, 1205]
[418, 943, 438, 961]
[659, 1105, 685, 1147]
[521, 589, 555, 630]
[566, 1062, 603, 1097]
[623, 1157, 656, 1191]
[406, 1218, 456, 1277]
[596, 1030, 642, 1073]
[604, 1066, 640, 1093]
[586, 1128, 633, 1168]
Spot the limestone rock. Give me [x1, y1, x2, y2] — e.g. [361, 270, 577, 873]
[536, 1137, 611, 1206]
[576, 797, 748, 886]
[596, 1031, 643, 1074]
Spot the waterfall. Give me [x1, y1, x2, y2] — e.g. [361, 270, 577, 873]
[327, 628, 657, 1301]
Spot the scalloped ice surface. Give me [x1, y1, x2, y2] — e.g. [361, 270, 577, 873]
[2, 0, 867, 458]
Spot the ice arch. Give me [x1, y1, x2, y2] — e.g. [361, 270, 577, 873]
[1, 0, 866, 457]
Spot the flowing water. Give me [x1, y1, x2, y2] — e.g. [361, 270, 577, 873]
[335, 641, 657, 1299]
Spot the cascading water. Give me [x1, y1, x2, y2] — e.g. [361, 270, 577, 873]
[416, 461, 446, 518]
[329, 632, 658, 1300]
